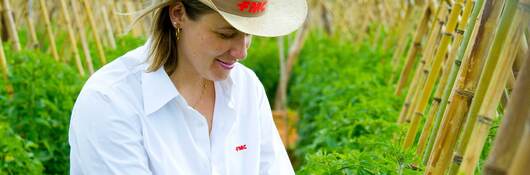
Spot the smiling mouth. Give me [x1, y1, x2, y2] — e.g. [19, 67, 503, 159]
[216, 59, 236, 70]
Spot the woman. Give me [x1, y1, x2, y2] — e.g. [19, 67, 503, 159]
[68, 0, 307, 174]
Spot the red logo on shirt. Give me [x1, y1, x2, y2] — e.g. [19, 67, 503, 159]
[235, 144, 247, 152]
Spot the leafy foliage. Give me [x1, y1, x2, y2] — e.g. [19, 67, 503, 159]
[0, 35, 145, 174]
[288, 31, 420, 174]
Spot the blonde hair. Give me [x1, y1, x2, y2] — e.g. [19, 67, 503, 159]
[126, 0, 213, 75]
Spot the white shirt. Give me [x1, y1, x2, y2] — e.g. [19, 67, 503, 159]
[68, 42, 294, 175]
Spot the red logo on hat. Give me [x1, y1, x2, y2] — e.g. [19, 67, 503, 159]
[235, 144, 247, 152]
[238, 1, 267, 13]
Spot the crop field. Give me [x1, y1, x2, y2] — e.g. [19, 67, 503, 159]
[0, 0, 529, 174]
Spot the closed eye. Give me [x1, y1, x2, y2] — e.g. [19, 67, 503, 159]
[218, 32, 237, 39]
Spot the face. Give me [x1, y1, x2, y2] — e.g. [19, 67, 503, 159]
[170, 4, 252, 81]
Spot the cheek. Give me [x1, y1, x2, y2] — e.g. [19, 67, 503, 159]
[200, 35, 230, 57]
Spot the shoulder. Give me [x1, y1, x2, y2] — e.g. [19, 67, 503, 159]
[75, 43, 149, 114]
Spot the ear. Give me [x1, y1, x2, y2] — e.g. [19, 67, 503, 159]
[169, 2, 187, 28]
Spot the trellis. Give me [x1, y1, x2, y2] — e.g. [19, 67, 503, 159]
[392, 0, 530, 174]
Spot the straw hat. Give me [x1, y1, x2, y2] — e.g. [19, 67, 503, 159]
[131, 0, 307, 37]
[197, 0, 308, 37]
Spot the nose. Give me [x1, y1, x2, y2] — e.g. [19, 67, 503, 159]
[230, 35, 251, 61]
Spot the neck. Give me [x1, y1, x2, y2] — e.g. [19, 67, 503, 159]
[168, 51, 211, 99]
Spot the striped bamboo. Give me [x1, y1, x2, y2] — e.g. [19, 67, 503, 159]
[507, 23, 530, 175]
[0, 35, 13, 96]
[71, 0, 95, 74]
[102, 6, 117, 49]
[24, 0, 38, 48]
[398, 4, 448, 124]
[390, 3, 415, 77]
[126, 1, 142, 37]
[82, 0, 107, 65]
[388, 1, 411, 55]
[424, 0, 505, 173]
[508, 124, 530, 175]
[513, 36, 529, 74]
[109, 1, 123, 35]
[38, 0, 60, 61]
[403, 0, 467, 149]
[458, 0, 527, 173]
[2, 0, 21, 51]
[423, 0, 487, 163]
[483, 35, 528, 175]
[395, 4, 431, 96]
[59, 0, 85, 76]
[416, 0, 476, 158]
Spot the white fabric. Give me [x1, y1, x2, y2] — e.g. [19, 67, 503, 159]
[68, 42, 294, 175]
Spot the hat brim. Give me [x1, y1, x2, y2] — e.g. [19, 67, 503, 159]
[205, 0, 308, 37]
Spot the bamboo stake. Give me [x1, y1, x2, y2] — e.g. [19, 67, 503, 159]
[458, 0, 527, 173]
[398, 4, 448, 124]
[424, 0, 505, 173]
[274, 21, 309, 111]
[390, 3, 414, 77]
[59, 0, 85, 76]
[109, 1, 123, 35]
[102, 6, 117, 49]
[24, 0, 38, 48]
[126, 2, 141, 37]
[403, 0, 467, 149]
[0, 35, 13, 96]
[71, 0, 95, 74]
[395, 4, 431, 96]
[81, 0, 107, 65]
[508, 125, 530, 175]
[508, 24, 530, 175]
[483, 35, 529, 175]
[513, 33, 528, 75]
[423, 0, 486, 163]
[416, 0, 475, 158]
[1, 0, 20, 51]
[38, 0, 59, 61]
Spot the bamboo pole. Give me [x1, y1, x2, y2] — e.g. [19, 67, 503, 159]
[24, 0, 38, 48]
[274, 21, 309, 111]
[38, 0, 59, 61]
[395, 4, 431, 96]
[398, 4, 448, 124]
[458, 0, 527, 173]
[483, 36, 528, 175]
[424, 0, 505, 173]
[126, 1, 141, 37]
[423, 0, 486, 163]
[416, 0, 476, 158]
[390, 3, 414, 77]
[109, 1, 123, 35]
[102, 6, 117, 49]
[81, 0, 107, 65]
[71, 0, 95, 74]
[1, 0, 20, 51]
[0, 35, 13, 96]
[59, 0, 85, 76]
[403, 0, 467, 149]
[507, 24, 530, 175]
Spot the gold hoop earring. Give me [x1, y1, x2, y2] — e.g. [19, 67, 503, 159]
[176, 27, 182, 40]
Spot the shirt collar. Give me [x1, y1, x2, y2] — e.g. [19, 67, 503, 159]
[141, 64, 238, 115]
[141, 66, 180, 115]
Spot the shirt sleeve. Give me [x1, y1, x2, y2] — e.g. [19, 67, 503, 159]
[69, 88, 152, 175]
[257, 84, 295, 175]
